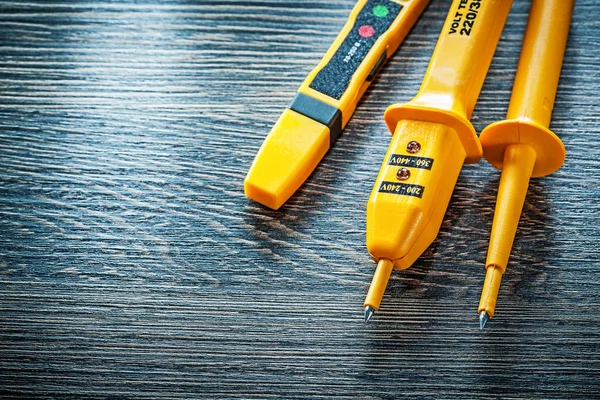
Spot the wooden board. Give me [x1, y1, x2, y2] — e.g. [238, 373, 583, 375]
[0, 0, 598, 398]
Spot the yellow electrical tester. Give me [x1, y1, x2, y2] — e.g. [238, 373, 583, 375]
[364, 0, 514, 321]
[478, 0, 574, 329]
[245, 0, 430, 210]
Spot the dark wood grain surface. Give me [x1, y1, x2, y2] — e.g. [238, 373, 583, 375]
[1, 0, 599, 398]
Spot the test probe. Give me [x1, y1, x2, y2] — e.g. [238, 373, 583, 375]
[364, 0, 514, 321]
[478, 0, 574, 329]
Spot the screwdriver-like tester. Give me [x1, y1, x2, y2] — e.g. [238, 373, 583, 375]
[245, 0, 430, 210]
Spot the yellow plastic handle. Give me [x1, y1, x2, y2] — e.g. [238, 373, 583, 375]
[385, 0, 513, 163]
[480, 0, 573, 177]
[506, 0, 574, 126]
[414, 0, 513, 118]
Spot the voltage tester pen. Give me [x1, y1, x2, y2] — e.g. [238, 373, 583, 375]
[245, 0, 430, 210]
[364, 0, 514, 321]
[478, 0, 574, 329]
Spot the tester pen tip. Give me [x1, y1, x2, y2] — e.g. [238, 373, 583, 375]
[479, 311, 490, 330]
[364, 306, 375, 323]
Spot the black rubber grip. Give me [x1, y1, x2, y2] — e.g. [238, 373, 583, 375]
[289, 93, 343, 146]
[366, 51, 387, 82]
[309, 0, 402, 100]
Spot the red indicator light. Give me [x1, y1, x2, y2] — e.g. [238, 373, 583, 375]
[358, 25, 375, 38]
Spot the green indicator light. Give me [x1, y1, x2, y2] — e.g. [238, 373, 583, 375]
[373, 5, 389, 18]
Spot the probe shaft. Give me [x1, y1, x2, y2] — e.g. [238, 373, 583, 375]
[478, 0, 574, 326]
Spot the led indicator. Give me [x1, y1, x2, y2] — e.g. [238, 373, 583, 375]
[373, 5, 389, 18]
[358, 25, 375, 38]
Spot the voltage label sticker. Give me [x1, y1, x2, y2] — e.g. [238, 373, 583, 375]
[388, 154, 434, 170]
[378, 181, 424, 198]
[448, 0, 481, 36]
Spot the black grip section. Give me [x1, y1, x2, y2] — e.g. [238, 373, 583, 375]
[309, 0, 402, 100]
[366, 51, 387, 82]
[290, 93, 342, 146]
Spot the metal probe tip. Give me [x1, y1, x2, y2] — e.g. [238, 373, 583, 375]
[479, 311, 490, 330]
[364, 306, 375, 323]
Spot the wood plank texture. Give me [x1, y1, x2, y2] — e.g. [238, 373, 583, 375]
[0, 0, 599, 398]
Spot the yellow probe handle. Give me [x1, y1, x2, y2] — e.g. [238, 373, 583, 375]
[478, 0, 574, 319]
[385, 0, 513, 163]
[364, 0, 513, 312]
[412, 0, 510, 119]
[505, 0, 573, 126]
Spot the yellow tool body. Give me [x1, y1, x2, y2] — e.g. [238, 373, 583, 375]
[478, 0, 574, 324]
[364, 0, 513, 314]
[245, 0, 430, 210]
